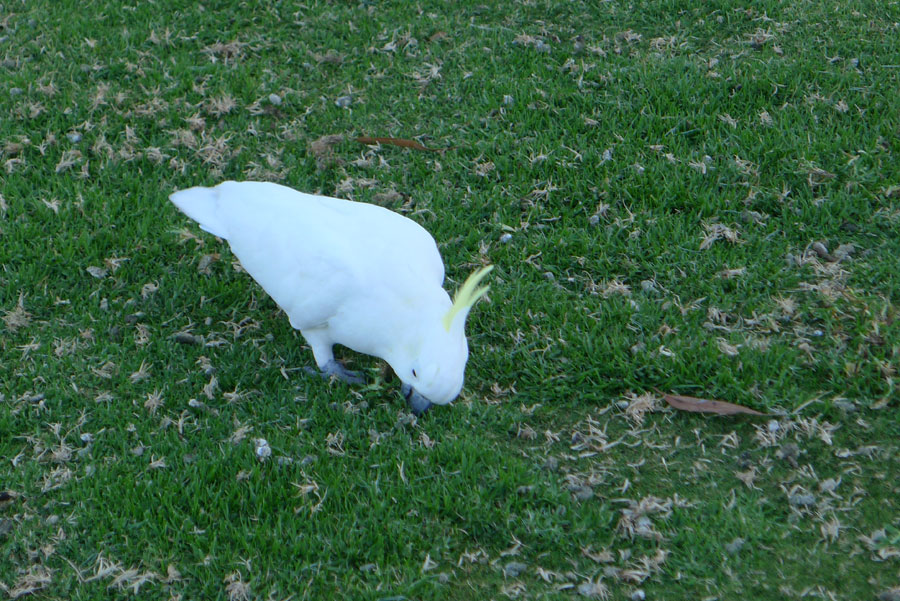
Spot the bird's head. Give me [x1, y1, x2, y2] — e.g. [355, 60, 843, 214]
[390, 265, 493, 415]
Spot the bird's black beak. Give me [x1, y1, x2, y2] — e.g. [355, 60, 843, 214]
[401, 383, 433, 416]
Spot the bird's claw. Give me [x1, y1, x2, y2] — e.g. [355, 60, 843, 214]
[305, 360, 366, 385]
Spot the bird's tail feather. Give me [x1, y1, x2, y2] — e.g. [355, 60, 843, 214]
[169, 185, 230, 239]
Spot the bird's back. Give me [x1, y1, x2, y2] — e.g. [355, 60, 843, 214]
[170, 181, 445, 330]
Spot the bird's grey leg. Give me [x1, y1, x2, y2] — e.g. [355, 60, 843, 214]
[300, 328, 366, 385]
[301, 359, 365, 385]
[314, 359, 365, 385]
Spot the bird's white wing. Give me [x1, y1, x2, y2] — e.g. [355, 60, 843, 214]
[170, 181, 444, 330]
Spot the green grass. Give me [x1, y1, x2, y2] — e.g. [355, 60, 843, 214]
[2, 0, 899, 599]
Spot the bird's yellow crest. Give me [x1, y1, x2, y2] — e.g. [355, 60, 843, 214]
[442, 265, 494, 332]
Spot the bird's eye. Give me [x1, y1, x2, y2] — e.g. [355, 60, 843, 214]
[412, 369, 418, 378]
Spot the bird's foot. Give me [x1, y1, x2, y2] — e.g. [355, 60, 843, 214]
[303, 360, 366, 386]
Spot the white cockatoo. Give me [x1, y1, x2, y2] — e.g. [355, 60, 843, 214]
[169, 181, 492, 414]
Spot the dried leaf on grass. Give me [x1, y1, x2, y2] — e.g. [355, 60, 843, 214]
[7, 565, 53, 599]
[224, 572, 251, 601]
[2, 293, 31, 331]
[355, 136, 450, 152]
[309, 134, 345, 170]
[655, 389, 767, 416]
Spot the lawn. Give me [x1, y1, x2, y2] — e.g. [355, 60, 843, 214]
[1, 0, 899, 599]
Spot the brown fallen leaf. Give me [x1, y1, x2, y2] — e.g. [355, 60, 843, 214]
[354, 136, 449, 152]
[654, 389, 767, 416]
[309, 134, 345, 170]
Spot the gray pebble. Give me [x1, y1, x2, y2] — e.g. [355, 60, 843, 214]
[268, 93, 282, 105]
[503, 561, 527, 578]
[631, 590, 646, 601]
[573, 35, 585, 53]
[741, 209, 767, 224]
[124, 311, 146, 324]
[67, 132, 82, 143]
[573, 486, 594, 502]
[499, 232, 513, 243]
[10, 87, 23, 96]
[588, 214, 600, 226]
[833, 243, 855, 261]
[334, 95, 352, 108]
[502, 94, 514, 106]
[789, 493, 816, 507]
[300, 454, 316, 466]
[810, 241, 830, 258]
[832, 400, 857, 413]
[776, 443, 799, 464]
[724, 537, 745, 554]
[254, 438, 272, 461]
[0, 519, 13, 538]
[173, 332, 201, 345]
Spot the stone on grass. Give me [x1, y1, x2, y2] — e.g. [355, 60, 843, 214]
[503, 561, 527, 578]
